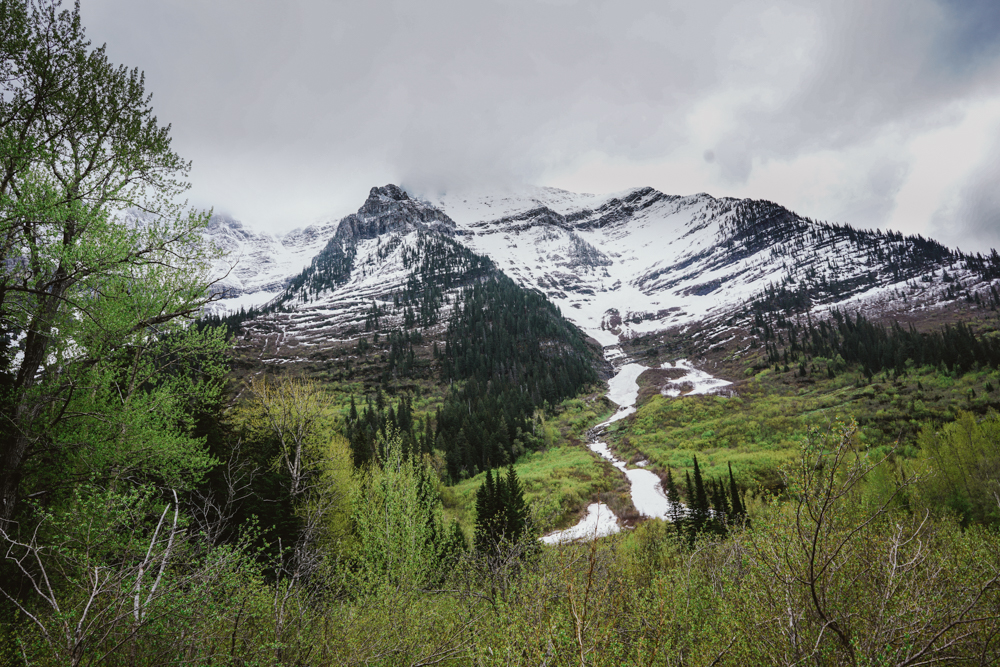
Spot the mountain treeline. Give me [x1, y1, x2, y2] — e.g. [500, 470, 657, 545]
[756, 308, 1000, 378]
[435, 275, 598, 480]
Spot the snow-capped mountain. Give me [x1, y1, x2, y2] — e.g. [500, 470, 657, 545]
[426, 186, 957, 345]
[202, 214, 341, 312]
[205, 183, 986, 359]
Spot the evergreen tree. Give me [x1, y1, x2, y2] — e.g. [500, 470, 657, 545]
[664, 467, 682, 523]
[474, 469, 499, 553]
[710, 479, 730, 527]
[474, 466, 531, 555]
[684, 471, 696, 535]
[500, 463, 529, 542]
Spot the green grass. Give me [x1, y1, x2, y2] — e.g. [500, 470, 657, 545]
[604, 356, 1000, 491]
[441, 391, 623, 533]
[442, 444, 621, 533]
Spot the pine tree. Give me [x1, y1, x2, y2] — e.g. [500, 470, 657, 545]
[684, 470, 696, 536]
[500, 463, 529, 542]
[474, 468, 499, 553]
[664, 467, 682, 523]
[711, 479, 730, 526]
[474, 465, 531, 555]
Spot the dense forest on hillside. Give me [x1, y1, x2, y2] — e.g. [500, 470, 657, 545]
[753, 307, 1000, 378]
[435, 275, 597, 479]
[340, 273, 598, 480]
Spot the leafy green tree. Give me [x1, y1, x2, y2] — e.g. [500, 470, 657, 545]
[351, 430, 460, 589]
[916, 410, 1000, 526]
[0, 0, 223, 524]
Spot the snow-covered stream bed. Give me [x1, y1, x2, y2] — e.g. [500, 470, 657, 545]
[540, 351, 732, 544]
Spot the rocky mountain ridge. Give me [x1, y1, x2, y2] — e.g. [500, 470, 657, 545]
[205, 184, 994, 363]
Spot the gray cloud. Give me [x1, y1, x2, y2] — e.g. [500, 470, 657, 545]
[931, 128, 1000, 251]
[81, 0, 1000, 242]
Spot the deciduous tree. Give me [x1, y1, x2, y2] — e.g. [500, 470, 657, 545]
[0, 0, 224, 524]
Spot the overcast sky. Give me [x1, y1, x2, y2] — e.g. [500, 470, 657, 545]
[82, 0, 1000, 249]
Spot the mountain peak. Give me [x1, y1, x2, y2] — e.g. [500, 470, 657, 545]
[333, 184, 457, 245]
[368, 184, 410, 202]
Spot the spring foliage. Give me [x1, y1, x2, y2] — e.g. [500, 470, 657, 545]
[0, 0, 226, 524]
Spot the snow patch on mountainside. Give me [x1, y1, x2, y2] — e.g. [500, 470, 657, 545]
[424, 185, 961, 347]
[203, 214, 341, 313]
[428, 188, 795, 344]
[605, 363, 649, 424]
[660, 359, 734, 397]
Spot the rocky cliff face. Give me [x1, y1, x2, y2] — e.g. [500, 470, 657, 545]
[332, 185, 456, 246]
[199, 214, 338, 308]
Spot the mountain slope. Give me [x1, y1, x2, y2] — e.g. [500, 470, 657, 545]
[428, 186, 958, 346]
[203, 183, 998, 366]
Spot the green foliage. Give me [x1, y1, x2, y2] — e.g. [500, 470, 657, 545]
[222, 376, 355, 562]
[916, 410, 1000, 526]
[350, 430, 465, 590]
[0, 0, 225, 523]
[474, 465, 531, 554]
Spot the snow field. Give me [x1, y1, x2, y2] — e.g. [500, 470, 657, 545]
[540, 503, 621, 544]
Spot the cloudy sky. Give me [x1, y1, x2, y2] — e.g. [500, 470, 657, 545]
[82, 0, 1000, 249]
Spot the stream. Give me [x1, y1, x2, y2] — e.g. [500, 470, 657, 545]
[540, 348, 732, 545]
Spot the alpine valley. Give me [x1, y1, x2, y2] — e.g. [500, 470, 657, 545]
[11, 9, 1000, 662]
[202, 182, 1000, 535]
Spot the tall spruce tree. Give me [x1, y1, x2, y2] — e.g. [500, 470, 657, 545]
[711, 479, 730, 526]
[684, 470, 696, 535]
[474, 466, 531, 554]
[474, 468, 499, 553]
[500, 463, 529, 542]
[664, 467, 682, 523]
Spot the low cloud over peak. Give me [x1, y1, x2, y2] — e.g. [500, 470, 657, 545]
[83, 0, 1000, 246]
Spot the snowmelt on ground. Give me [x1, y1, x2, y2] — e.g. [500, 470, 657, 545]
[660, 359, 733, 397]
[540, 503, 621, 544]
[588, 441, 680, 520]
[573, 353, 730, 523]
[605, 363, 649, 423]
